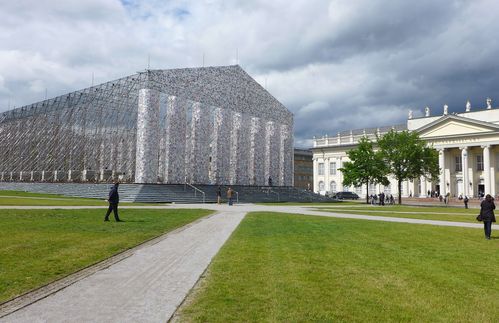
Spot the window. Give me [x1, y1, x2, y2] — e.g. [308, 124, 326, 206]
[330, 181, 337, 193]
[319, 181, 325, 191]
[384, 184, 391, 194]
[455, 156, 462, 172]
[355, 186, 362, 195]
[477, 155, 484, 171]
[318, 163, 324, 175]
[329, 162, 337, 175]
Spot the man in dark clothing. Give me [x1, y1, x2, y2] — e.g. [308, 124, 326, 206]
[479, 194, 495, 239]
[268, 176, 273, 186]
[464, 195, 469, 209]
[104, 183, 121, 222]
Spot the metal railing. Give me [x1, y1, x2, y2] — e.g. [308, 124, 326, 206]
[266, 188, 280, 202]
[185, 183, 206, 203]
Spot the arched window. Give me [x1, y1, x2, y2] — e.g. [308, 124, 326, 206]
[330, 181, 337, 193]
[319, 181, 325, 191]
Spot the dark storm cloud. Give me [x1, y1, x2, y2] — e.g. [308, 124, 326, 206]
[1, 0, 499, 148]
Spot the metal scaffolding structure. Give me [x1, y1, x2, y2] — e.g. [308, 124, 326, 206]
[0, 65, 294, 185]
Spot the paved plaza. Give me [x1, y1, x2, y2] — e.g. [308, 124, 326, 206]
[0, 203, 493, 322]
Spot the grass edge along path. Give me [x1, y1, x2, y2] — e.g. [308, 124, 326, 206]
[179, 211, 499, 322]
[0, 190, 155, 206]
[313, 205, 479, 223]
[0, 208, 211, 304]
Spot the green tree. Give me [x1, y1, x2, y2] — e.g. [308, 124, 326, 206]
[377, 130, 439, 205]
[340, 137, 389, 204]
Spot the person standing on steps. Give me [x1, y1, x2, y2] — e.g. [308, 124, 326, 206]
[227, 186, 234, 206]
[104, 182, 122, 222]
[464, 195, 469, 209]
[217, 185, 222, 205]
[479, 194, 496, 240]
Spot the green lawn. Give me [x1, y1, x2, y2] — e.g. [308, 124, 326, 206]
[0, 190, 151, 206]
[179, 212, 499, 322]
[0, 208, 211, 304]
[314, 205, 479, 223]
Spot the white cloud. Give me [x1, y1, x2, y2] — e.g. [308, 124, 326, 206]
[1, 0, 499, 145]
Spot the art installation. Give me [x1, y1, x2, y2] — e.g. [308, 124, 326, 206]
[0, 66, 294, 186]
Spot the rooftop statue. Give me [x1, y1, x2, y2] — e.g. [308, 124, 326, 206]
[466, 100, 471, 112]
[425, 106, 430, 117]
[443, 104, 448, 115]
[487, 97, 492, 109]
[408, 110, 413, 119]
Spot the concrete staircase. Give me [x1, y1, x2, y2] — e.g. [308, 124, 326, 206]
[0, 182, 330, 204]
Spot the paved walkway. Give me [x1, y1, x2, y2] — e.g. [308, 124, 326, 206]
[0, 203, 494, 322]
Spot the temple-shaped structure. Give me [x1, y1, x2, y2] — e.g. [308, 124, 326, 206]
[0, 65, 294, 186]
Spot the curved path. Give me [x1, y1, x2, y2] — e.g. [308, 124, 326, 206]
[0, 203, 494, 322]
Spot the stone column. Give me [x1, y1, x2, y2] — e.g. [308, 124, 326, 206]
[337, 157, 343, 192]
[313, 158, 319, 193]
[461, 147, 469, 197]
[420, 176, 427, 197]
[491, 147, 496, 197]
[483, 145, 491, 195]
[439, 148, 446, 196]
[135, 88, 160, 183]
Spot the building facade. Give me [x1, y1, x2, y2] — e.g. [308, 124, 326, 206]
[312, 100, 499, 198]
[293, 148, 313, 189]
[0, 66, 294, 186]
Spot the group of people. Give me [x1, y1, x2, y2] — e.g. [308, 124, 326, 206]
[369, 192, 395, 206]
[216, 186, 235, 205]
[102, 181, 496, 240]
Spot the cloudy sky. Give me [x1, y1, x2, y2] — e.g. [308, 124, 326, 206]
[1, 0, 498, 147]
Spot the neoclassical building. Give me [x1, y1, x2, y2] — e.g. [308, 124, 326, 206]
[312, 99, 499, 198]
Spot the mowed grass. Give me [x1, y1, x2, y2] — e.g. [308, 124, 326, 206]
[0, 190, 150, 206]
[314, 205, 479, 223]
[0, 208, 211, 303]
[180, 212, 499, 322]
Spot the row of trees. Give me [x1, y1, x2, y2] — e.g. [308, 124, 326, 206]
[340, 130, 439, 204]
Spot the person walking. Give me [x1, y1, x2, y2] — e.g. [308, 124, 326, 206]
[104, 182, 122, 222]
[217, 186, 222, 205]
[227, 186, 234, 206]
[479, 194, 496, 239]
[464, 195, 469, 209]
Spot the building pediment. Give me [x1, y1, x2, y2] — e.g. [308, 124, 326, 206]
[416, 115, 499, 139]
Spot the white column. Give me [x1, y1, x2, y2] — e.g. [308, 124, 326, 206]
[483, 145, 491, 195]
[438, 149, 446, 196]
[135, 88, 160, 183]
[491, 148, 496, 197]
[461, 147, 469, 197]
[325, 157, 330, 193]
[313, 158, 319, 193]
[420, 176, 427, 197]
[338, 157, 343, 191]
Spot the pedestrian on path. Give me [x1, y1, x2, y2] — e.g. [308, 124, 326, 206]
[104, 182, 122, 222]
[479, 194, 495, 239]
[227, 187, 234, 206]
[217, 186, 222, 205]
[464, 195, 469, 209]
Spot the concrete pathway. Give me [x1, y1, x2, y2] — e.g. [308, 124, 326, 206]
[0, 203, 494, 323]
[1, 210, 245, 323]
